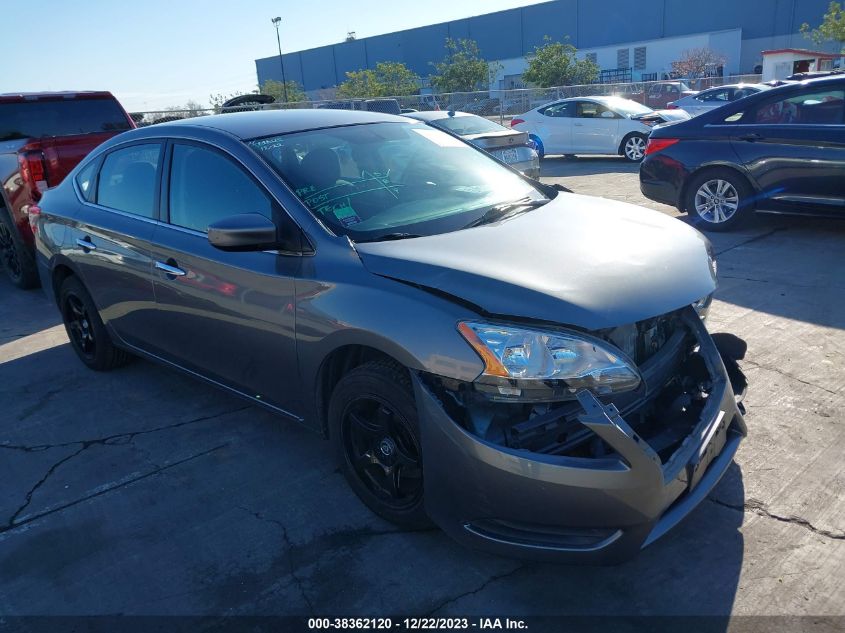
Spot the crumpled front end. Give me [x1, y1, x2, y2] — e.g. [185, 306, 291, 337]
[413, 307, 747, 564]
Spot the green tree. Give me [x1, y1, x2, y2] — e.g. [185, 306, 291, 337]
[261, 79, 307, 103]
[801, 1, 845, 51]
[374, 62, 420, 96]
[336, 62, 420, 98]
[430, 38, 490, 92]
[337, 69, 383, 98]
[521, 36, 599, 88]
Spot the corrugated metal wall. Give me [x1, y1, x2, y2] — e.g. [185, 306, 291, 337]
[255, 0, 834, 91]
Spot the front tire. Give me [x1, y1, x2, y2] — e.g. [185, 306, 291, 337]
[621, 133, 648, 162]
[685, 169, 753, 232]
[0, 212, 39, 289]
[59, 276, 131, 371]
[329, 360, 430, 529]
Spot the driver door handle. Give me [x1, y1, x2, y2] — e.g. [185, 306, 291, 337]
[739, 133, 763, 142]
[76, 237, 96, 252]
[155, 260, 186, 278]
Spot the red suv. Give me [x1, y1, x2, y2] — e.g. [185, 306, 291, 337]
[0, 91, 134, 288]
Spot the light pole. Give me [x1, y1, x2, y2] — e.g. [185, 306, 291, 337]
[271, 17, 289, 103]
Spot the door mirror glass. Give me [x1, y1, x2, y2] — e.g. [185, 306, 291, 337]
[208, 213, 280, 252]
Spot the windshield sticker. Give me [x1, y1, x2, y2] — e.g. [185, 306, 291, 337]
[327, 201, 362, 227]
[411, 128, 465, 147]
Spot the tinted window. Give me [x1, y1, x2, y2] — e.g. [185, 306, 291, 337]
[540, 102, 572, 117]
[97, 144, 160, 218]
[697, 88, 731, 102]
[169, 144, 272, 233]
[753, 89, 845, 124]
[576, 102, 616, 118]
[0, 98, 132, 141]
[431, 115, 506, 135]
[75, 160, 98, 202]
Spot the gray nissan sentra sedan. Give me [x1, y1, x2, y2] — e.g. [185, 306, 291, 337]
[32, 110, 747, 563]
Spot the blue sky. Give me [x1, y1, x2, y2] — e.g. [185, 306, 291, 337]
[1, 0, 542, 112]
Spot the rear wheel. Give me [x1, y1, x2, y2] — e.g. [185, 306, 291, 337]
[59, 276, 131, 371]
[0, 213, 38, 289]
[685, 169, 753, 231]
[329, 360, 430, 529]
[621, 133, 648, 162]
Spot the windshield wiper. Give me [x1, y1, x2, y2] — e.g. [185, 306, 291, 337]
[358, 232, 423, 243]
[462, 197, 549, 229]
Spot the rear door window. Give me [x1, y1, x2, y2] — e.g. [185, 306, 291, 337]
[540, 102, 573, 117]
[168, 144, 272, 233]
[752, 89, 845, 124]
[0, 98, 132, 141]
[97, 144, 161, 218]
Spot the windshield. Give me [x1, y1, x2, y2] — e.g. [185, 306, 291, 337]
[248, 122, 545, 241]
[0, 98, 132, 141]
[604, 98, 653, 117]
[429, 114, 507, 136]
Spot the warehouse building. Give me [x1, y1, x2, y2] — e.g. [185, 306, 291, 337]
[255, 0, 841, 95]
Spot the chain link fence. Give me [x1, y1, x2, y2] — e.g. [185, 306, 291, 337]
[130, 74, 762, 128]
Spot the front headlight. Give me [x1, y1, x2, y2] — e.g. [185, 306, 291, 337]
[458, 321, 642, 401]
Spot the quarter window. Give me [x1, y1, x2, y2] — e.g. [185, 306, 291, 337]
[752, 89, 845, 125]
[75, 159, 98, 202]
[168, 144, 272, 233]
[97, 144, 161, 218]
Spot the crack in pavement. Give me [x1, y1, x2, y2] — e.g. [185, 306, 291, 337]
[1, 406, 249, 529]
[425, 565, 528, 616]
[741, 360, 839, 397]
[708, 497, 845, 540]
[0, 443, 228, 537]
[239, 506, 315, 615]
[5, 444, 88, 527]
[714, 227, 786, 257]
[17, 387, 63, 422]
[0, 405, 251, 453]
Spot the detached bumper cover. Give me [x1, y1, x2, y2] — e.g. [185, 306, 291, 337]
[413, 312, 746, 564]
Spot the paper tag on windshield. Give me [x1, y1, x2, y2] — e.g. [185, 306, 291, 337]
[333, 203, 361, 227]
[411, 127, 465, 147]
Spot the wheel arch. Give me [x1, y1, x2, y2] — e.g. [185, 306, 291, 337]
[618, 131, 648, 157]
[679, 163, 757, 213]
[314, 342, 415, 439]
[48, 255, 83, 306]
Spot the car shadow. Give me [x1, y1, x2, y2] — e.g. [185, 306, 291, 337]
[0, 276, 61, 343]
[541, 155, 640, 178]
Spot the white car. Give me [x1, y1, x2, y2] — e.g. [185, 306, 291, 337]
[510, 96, 690, 162]
[668, 84, 771, 117]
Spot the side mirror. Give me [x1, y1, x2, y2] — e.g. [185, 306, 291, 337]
[208, 213, 280, 252]
[600, 110, 616, 118]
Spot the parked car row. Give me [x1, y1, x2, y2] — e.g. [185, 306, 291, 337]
[641, 74, 845, 230]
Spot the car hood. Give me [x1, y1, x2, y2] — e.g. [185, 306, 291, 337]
[354, 194, 716, 329]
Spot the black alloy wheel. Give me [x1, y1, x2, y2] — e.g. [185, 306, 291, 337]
[342, 396, 423, 508]
[329, 360, 431, 528]
[64, 293, 97, 361]
[59, 276, 131, 371]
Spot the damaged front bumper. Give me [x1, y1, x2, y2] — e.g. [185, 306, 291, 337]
[412, 309, 747, 564]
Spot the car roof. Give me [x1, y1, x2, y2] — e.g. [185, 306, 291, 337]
[157, 109, 412, 139]
[0, 91, 116, 103]
[402, 110, 473, 122]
